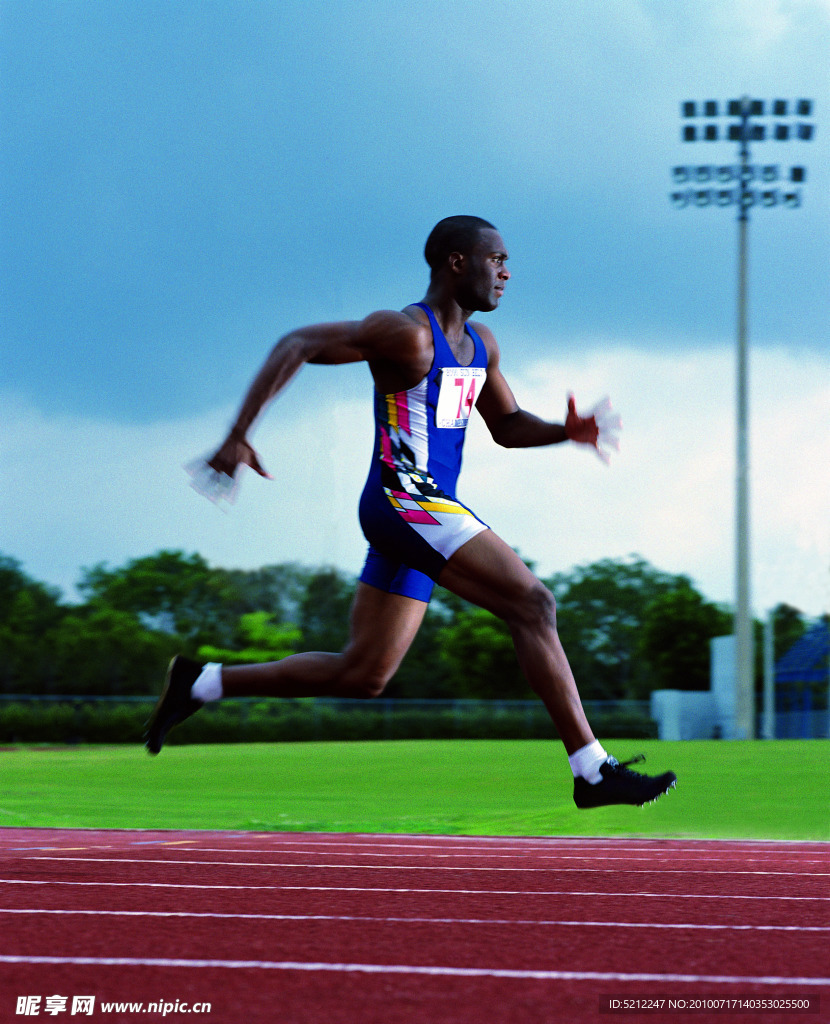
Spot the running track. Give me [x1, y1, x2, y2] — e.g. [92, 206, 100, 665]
[0, 829, 827, 1023]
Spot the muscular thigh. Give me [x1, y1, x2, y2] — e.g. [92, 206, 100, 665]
[343, 581, 429, 678]
[437, 531, 547, 622]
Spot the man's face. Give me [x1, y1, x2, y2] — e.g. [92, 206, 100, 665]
[455, 228, 510, 312]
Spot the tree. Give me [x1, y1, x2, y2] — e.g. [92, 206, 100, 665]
[198, 611, 301, 665]
[47, 606, 178, 695]
[215, 563, 314, 625]
[771, 603, 808, 660]
[638, 586, 732, 692]
[78, 550, 239, 647]
[297, 567, 355, 654]
[545, 556, 691, 699]
[436, 608, 530, 699]
[0, 555, 66, 692]
[0, 555, 64, 633]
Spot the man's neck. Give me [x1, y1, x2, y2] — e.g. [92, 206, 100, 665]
[420, 283, 473, 343]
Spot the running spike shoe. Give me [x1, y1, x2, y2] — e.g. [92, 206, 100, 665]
[144, 655, 203, 755]
[573, 754, 677, 809]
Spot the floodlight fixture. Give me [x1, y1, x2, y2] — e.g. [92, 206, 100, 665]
[668, 96, 815, 741]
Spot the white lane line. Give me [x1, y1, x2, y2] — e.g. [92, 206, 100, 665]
[122, 847, 830, 866]
[1, 841, 198, 853]
[1, 908, 827, 931]
[0, 879, 825, 900]
[27, 856, 829, 878]
[0, 954, 826, 986]
[2, 834, 824, 848]
[251, 834, 827, 846]
[167, 844, 830, 858]
[4, 839, 826, 859]
[181, 838, 827, 853]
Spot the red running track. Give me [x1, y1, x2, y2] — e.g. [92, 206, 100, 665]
[0, 829, 827, 1023]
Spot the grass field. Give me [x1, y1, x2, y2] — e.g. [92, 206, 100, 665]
[0, 739, 827, 840]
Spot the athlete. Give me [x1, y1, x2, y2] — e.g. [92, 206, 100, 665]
[146, 216, 676, 809]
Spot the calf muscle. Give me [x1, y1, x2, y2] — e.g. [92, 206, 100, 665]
[439, 532, 595, 753]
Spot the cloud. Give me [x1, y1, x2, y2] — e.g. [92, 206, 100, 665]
[0, 369, 374, 600]
[3, 345, 828, 618]
[459, 343, 830, 616]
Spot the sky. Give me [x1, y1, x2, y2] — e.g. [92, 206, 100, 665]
[1, 0, 829, 621]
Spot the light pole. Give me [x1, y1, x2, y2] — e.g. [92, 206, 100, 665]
[671, 97, 814, 739]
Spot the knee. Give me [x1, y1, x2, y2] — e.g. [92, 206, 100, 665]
[509, 582, 558, 633]
[338, 658, 394, 699]
[349, 673, 390, 700]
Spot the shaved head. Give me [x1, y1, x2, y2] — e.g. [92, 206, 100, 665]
[424, 215, 497, 273]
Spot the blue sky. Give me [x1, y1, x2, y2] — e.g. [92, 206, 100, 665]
[2, 0, 829, 619]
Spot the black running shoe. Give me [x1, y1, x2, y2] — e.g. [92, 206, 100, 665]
[144, 656, 204, 755]
[573, 755, 677, 809]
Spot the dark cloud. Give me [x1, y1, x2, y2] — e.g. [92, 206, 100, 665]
[1, 0, 827, 422]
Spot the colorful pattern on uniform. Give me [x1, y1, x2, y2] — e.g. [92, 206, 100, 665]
[358, 303, 490, 591]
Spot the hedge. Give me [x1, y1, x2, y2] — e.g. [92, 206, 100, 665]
[0, 697, 657, 745]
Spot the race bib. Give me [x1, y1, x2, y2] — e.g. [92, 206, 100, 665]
[435, 367, 487, 429]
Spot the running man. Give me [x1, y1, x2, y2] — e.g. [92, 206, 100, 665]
[146, 216, 676, 809]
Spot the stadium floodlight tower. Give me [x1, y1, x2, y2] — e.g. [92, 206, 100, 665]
[671, 97, 814, 739]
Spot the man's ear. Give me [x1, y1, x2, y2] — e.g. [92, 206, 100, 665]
[448, 251, 466, 275]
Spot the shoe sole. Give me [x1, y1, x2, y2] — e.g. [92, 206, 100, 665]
[144, 656, 188, 755]
[575, 777, 678, 810]
[639, 779, 678, 807]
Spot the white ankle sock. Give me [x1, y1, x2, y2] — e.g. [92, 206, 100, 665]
[568, 740, 608, 784]
[191, 663, 223, 703]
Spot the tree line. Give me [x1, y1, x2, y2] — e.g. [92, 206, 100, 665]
[0, 550, 813, 701]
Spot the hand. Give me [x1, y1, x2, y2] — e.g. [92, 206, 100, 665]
[565, 394, 622, 464]
[208, 433, 272, 480]
[185, 433, 272, 507]
[565, 394, 599, 447]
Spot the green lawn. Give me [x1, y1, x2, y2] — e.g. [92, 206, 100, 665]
[0, 739, 827, 840]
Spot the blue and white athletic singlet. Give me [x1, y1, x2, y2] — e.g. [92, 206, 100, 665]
[358, 303, 489, 600]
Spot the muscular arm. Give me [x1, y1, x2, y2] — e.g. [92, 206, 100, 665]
[227, 321, 364, 439]
[473, 323, 597, 450]
[207, 311, 425, 478]
[479, 375, 569, 447]
[486, 404, 570, 448]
